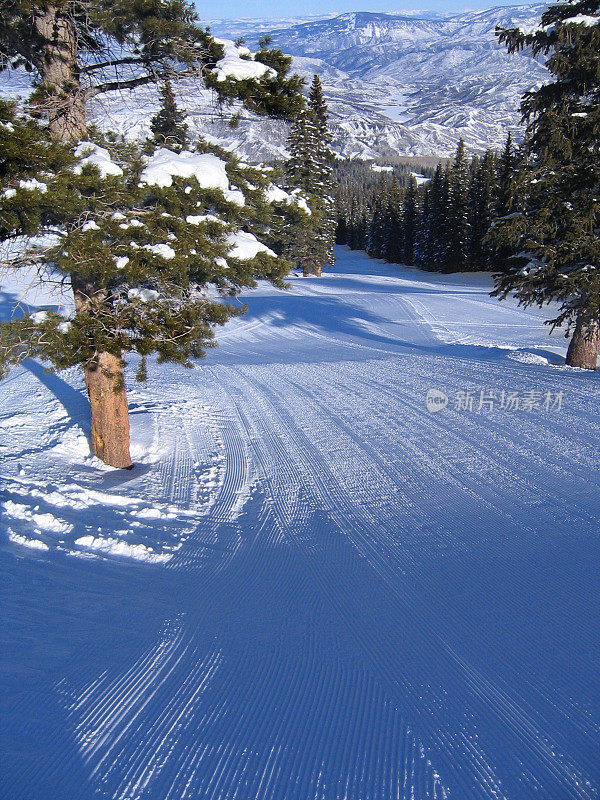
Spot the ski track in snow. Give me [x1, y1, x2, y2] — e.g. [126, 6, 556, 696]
[1, 247, 600, 800]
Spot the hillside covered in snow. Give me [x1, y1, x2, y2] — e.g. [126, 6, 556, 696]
[0, 4, 549, 161]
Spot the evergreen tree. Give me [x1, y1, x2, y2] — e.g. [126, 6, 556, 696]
[285, 75, 336, 276]
[414, 184, 430, 267]
[495, 133, 517, 220]
[468, 150, 496, 269]
[491, 0, 600, 368]
[368, 177, 388, 258]
[0, 0, 304, 466]
[383, 178, 404, 263]
[422, 164, 449, 271]
[308, 75, 336, 272]
[150, 77, 188, 150]
[402, 178, 418, 266]
[446, 138, 470, 271]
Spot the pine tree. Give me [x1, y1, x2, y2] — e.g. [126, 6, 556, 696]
[495, 133, 517, 220]
[383, 178, 403, 264]
[368, 177, 388, 258]
[0, 1, 304, 466]
[402, 178, 418, 266]
[285, 75, 336, 276]
[308, 75, 336, 272]
[468, 150, 496, 270]
[491, 0, 600, 368]
[446, 138, 470, 272]
[424, 164, 449, 271]
[150, 77, 188, 150]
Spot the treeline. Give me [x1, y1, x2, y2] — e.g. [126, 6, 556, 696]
[335, 137, 518, 272]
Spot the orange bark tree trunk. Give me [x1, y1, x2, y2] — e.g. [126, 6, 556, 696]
[85, 352, 133, 468]
[566, 315, 599, 370]
[32, 7, 133, 468]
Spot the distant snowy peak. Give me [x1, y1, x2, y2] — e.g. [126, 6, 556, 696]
[0, 3, 551, 161]
[258, 4, 546, 76]
[191, 4, 552, 161]
[238, 3, 549, 159]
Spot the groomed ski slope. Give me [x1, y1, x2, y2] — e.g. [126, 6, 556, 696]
[1, 246, 599, 800]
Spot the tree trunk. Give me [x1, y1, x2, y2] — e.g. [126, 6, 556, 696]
[302, 265, 322, 277]
[85, 352, 133, 469]
[34, 8, 132, 467]
[566, 315, 599, 370]
[34, 5, 86, 141]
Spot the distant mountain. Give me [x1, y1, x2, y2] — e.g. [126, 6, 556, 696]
[244, 5, 549, 159]
[0, 5, 549, 161]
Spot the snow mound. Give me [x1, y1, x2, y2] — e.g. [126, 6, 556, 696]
[19, 178, 47, 193]
[74, 535, 172, 564]
[3, 500, 73, 534]
[227, 231, 276, 260]
[213, 39, 277, 83]
[143, 243, 176, 260]
[508, 350, 550, 366]
[265, 185, 311, 214]
[186, 213, 225, 226]
[140, 149, 230, 190]
[74, 142, 123, 178]
[128, 287, 160, 303]
[7, 529, 49, 551]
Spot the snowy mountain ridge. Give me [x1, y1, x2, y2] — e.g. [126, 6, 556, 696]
[0, 4, 549, 161]
[205, 4, 550, 159]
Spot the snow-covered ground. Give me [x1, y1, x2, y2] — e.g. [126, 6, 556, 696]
[1, 247, 599, 800]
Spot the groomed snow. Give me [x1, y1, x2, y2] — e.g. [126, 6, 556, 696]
[1, 247, 599, 800]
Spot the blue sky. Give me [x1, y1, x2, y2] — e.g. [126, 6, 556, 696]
[195, 0, 531, 19]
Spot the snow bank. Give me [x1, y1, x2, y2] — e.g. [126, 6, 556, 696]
[140, 149, 230, 190]
[74, 143, 123, 178]
[212, 39, 277, 83]
[227, 231, 276, 260]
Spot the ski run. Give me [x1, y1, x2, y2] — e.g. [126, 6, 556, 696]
[1, 246, 599, 800]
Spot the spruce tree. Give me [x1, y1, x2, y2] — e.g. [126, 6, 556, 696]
[468, 150, 496, 270]
[495, 133, 517, 220]
[150, 77, 188, 150]
[491, 0, 600, 368]
[426, 164, 450, 271]
[383, 178, 403, 264]
[0, 0, 304, 466]
[402, 178, 418, 266]
[368, 177, 388, 259]
[446, 139, 470, 272]
[285, 75, 336, 276]
[308, 75, 336, 272]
